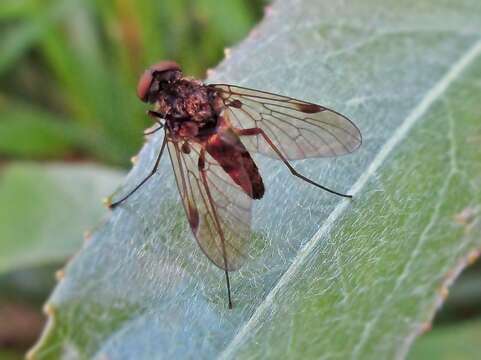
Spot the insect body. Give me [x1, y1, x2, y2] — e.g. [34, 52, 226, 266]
[110, 61, 362, 308]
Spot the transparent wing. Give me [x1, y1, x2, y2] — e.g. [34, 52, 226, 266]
[166, 132, 252, 271]
[211, 84, 362, 160]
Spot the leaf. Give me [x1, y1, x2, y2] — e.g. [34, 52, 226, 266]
[408, 319, 481, 360]
[0, 163, 124, 274]
[30, 1, 481, 359]
[0, 0, 74, 77]
[0, 103, 87, 159]
[0, 349, 24, 360]
[0, 264, 59, 306]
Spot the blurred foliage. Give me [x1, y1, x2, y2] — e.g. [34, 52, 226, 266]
[435, 261, 481, 324]
[409, 318, 481, 360]
[1, 264, 59, 307]
[0, 0, 264, 166]
[0, 163, 124, 275]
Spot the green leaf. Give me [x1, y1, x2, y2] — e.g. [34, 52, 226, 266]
[0, 163, 124, 274]
[39, 18, 147, 165]
[0, 349, 23, 360]
[0, 0, 36, 20]
[0, 265, 58, 304]
[30, 1, 481, 359]
[408, 319, 481, 360]
[0, 103, 86, 159]
[0, 0, 74, 77]
[434, 261, 481, 323]
[1, 0, 261, 165]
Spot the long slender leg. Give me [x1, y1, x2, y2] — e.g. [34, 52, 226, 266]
[144, 124, 163, 135]
[224, 269, 233, 309]
[144, 111, 164, 135]
[147, 110, 163, 118]
[236, 127, 352, 198]
[198, 149, 233, 309]
[109, 135, 168, 208]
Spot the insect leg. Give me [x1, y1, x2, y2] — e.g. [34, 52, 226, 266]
[109, 134, 168, 208]
[147, 110, 163, 118]
[224, 269, 233, 309]
[236, 128, 352, 198]
[198, 149, 233, 309]
[144, 111, 164, 135]
[144, 124, 163, 135]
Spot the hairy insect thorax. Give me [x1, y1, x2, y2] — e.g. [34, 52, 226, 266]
[154, 77, 224, 139]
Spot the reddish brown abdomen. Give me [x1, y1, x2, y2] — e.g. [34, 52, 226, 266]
[205, 129, 264, 199]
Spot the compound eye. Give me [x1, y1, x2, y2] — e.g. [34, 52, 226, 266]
[149, 61, 181, 73]
[136, 61, 181, 102]
[137, 70, 153, 102]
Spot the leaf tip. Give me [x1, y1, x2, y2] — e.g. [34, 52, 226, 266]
[102, 196, 113, 209]
[419, 322, 432, 335]
[43, 303, 56, 317]
[453, 206, 478, 225]
[206, 68, 215, 78]
[27, 302, 57, 360]
[467, 248, 481, 265]
[438, 285, 449, 300]
[26, 348, 37, 360]
[55, 268, 65, 281]
[224, 48, 232, 59]
[84, 229, 92, 239]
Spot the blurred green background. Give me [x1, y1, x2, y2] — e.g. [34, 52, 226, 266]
[0, 0, 480, 359]
[0, 0, 263, 166]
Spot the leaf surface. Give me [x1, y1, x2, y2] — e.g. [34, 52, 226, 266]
[30, 1, 481, 359]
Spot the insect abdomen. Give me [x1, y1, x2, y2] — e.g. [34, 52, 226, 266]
[206, 129, 264, 199]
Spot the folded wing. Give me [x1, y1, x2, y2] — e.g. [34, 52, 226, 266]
[166, 133, 252, 271]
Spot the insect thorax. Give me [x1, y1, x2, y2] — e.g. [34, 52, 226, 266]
[158, 79, 223, 139]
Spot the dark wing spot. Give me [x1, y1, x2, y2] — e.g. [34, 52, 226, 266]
[198, 155, 205, 170]
[188, 202, 199, 231]
[229, 99, 242, 108]
[296, 103, 323, 113]
[181, 142, 191, 154]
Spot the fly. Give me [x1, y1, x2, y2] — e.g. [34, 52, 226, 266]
[109, 61, 362, 309]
